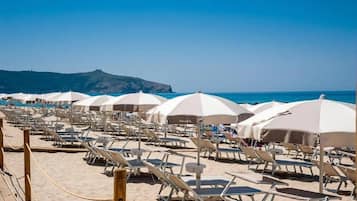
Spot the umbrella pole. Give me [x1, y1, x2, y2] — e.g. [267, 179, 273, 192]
[319, 143, 324, 193]
[138, 113, 141, 160]
[196, 120, 202, 190]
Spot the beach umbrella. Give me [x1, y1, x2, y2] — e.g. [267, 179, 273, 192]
[20, 94, 40, 104]
[38, 92, 62, 103]
[262, 97, 355, 147]
[110, 91, 166, 112]
[150, 92, 252, 189]
[247, 101, 284, 114]
[49, 91, 90, 105]
[239, 103, 252, 110]
[236, 102, 301, 141]
[0, 93, 8, 99]
[73, 95, 113, 112]
[150, 92, 252, 125]
[6, 92, 26, 100]
[238, 95, 355, 193]
[102, 91, 167, 160]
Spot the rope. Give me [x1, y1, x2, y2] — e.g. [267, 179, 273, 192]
[26, 144, 112, 201]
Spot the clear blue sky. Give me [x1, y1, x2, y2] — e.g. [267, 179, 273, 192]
[0, 0, 356, 92]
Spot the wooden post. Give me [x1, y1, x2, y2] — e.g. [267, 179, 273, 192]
[0, 119, 4, 171]
[113, 168, 126, 201]
[24, 129, 31, 201]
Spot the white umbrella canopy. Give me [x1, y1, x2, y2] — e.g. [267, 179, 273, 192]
[236, 101, 301, 140]
[262, 98, 355, 148]
[149, 92, 253, 125]
[73, 95, 113, 112]
[6, 92, 26, 100]
[148, 92, 253, 189]
[20, 94, 40, 104]
[247, 101, 284, 114]
[0, 93, 8, 99]
[49, 91, 90, 104]
[102, 91, 166, 112]
[38, 92, 62, 102]
[237, 97, 355, 147]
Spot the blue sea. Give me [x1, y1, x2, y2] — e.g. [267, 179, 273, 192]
[110, 90, 355, 104]
[158, 91, 355, 104]
[1, 91, 355, 107]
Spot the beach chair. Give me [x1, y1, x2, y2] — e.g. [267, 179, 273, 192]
[143, 129, 188, 147]
[272, 188, 341, 201]
[338, 166, 356, 198]
[191, 138, 242, 160]
[168, 174, 263, 201]
[106, 151, 179, 179]
[240, 146, 262, 169]
[255, 149, 314, 176]
[144, 161, 235, 201]
[313, 161, 347, 191]
[280, 143, 299, 157]
[225, 172, 341, 201]
[298, 145, 316, 160]
[224, 132, 243, 148]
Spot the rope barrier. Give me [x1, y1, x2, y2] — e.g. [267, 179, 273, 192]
[26, 144, 112, 201]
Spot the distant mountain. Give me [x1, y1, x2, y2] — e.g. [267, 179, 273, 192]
[0, 69, 173, 93]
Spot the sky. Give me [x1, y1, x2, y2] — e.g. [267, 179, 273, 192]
[0, 0, 356, 92]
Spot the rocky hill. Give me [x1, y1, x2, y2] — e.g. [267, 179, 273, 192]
[0, 69, 173, 93]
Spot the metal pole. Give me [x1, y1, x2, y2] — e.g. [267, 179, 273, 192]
[319, 143, 324, 193]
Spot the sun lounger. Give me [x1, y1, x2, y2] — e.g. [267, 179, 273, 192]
[168, 174, 264, 201]
[338, 166, 356, 198]
[143, 161, 232, 201]
[225, 172, 340, 201]
[106, 151, 179, 179]
[272, 188, 341, 200]
[298, 145, 316, 160]
[191, 138, 242, 160]
[240, 146, 262, 169]
[255, 150, 314, 176]
[313, 161, 347, 191]
[143, 129, 188, 147]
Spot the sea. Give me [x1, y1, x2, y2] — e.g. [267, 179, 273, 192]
[155, 91, 355, 104]
[1, 90, 355, 107]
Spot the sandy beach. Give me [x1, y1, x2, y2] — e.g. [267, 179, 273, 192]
[0, 110, 354, 201]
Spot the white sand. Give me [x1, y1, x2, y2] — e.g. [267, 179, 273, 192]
[1, 113, 354, 201]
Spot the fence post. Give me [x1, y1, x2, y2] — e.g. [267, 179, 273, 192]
[24, 129, 31, 201]
[113, 168, 126, 201]
[0, 119, 3, 171]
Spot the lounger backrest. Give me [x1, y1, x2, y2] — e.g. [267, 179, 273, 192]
[298, 145, 314, 154]
[255, 150, 274, 163]
[241, 146, 257, 158]
[107, 151, 129, 167]
[143, 161, 173, 186]
[97, 149, 113, 161]
[201, 140, 216, 151]
[281, 143, 297, 151]
[190, 137, 199, 147]
[168, 174, 192, 193]
[340, 167, 356, 183]
[191, 138, 216, 151]
[323, 163, 340, 177]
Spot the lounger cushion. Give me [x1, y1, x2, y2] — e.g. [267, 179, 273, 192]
[193, 186, 261, 197]
[275, 160, 313, 168]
